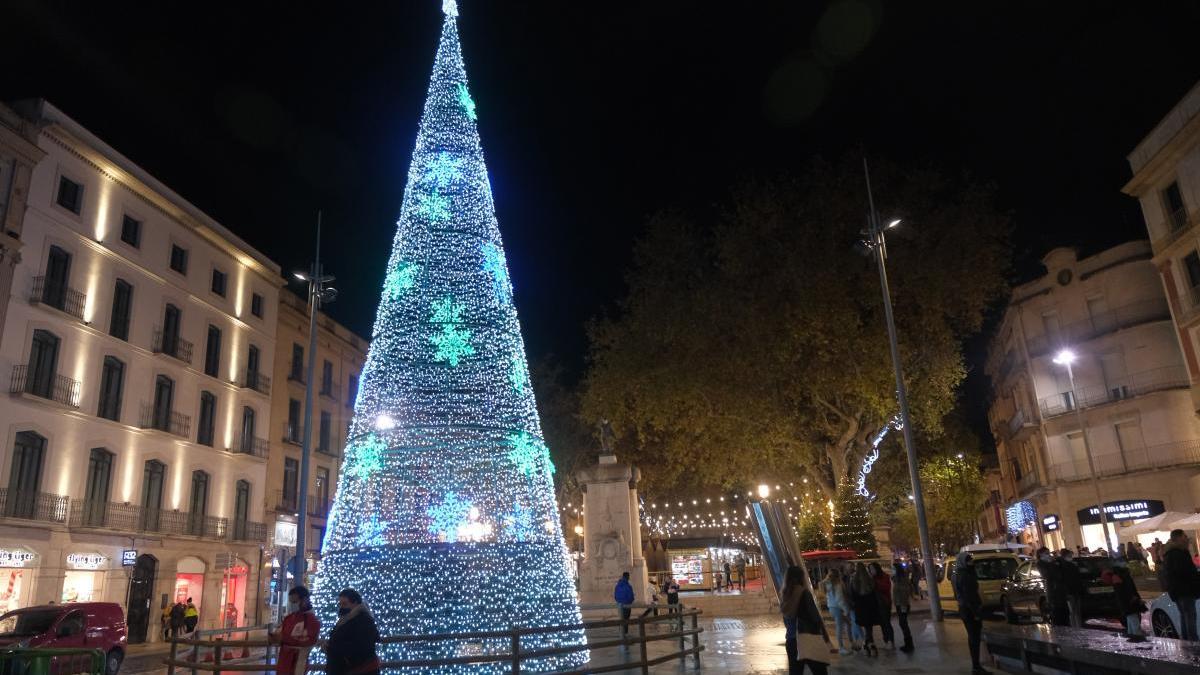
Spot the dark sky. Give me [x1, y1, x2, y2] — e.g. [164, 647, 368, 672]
[4, 1, 1200, 404]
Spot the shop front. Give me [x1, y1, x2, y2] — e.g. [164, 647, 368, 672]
[217, 556, 249, 629]
[173, 556, 205, 626]
[1040, 514, 1064, 552]
[61, 552, 108, 603]
[0, 547, 38, 613]
[1075, 499, 1165, 551]
[668, 549, 710, 590]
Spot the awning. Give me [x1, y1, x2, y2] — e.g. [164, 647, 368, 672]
[1122, 511, 1192, 535]
[1166, 512, 1200, 530]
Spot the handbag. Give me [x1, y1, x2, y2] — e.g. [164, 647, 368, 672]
[797, 632, 833, 664]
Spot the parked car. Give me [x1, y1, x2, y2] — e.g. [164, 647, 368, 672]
[0, 602, 127, 675]
[937, 550, 1022, 614]
[1149, 593, 1200, 639]
[1000, 556, 1121, 623]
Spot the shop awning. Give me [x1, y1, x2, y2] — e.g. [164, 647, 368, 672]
[1166, 512, 1200, 531]
[1122, 511, 1192, 535]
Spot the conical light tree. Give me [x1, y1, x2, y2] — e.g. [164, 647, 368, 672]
[831, 483, 877, 557]
[311, 2, 587, 670]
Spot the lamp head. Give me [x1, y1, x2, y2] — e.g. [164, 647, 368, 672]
[757, 484, 770, 499]
[1053, 349, 1077, 366]
[886, 218, 902, 229]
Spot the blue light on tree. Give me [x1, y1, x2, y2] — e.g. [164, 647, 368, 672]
[1006, 500, 1038, 536]
[311, 3, 586, 671]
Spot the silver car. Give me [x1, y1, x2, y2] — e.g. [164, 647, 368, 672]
[1148, 592, 1200, 639]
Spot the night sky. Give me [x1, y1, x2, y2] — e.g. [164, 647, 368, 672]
[4, 2, 1200, 413]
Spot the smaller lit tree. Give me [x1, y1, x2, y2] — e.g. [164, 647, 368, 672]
[796, 507, 831, 551]
[831, 483, 876, 557]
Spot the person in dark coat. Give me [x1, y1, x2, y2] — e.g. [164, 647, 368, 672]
[1035, 547, 1068, 626]
[1058, 549, 1085, 628]
[891, 563, 914, 652]
[954, 553, 990, 675]
[1163, 529, 1200, 641]
[780, 566, 830, 675]
[324, 589, 380, 675]
[870, 562, 896, 649]
[613, 572, 635, 637]
[849, 564, 880, 655]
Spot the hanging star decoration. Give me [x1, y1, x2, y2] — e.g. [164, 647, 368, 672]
[508, 352, 529, 394]
[507, 431, 553, 477]
[424, 151, 463, 189]
[481, 241, 512, 306]
[427, 492, 471, 541]
[502, 502, 536, 542]
[383, 261, 420, 300]
[456, 82, 477, 121]
[429, 296, 475, 366]
[346, 434, 386, 480]
[442, 0, 458, 17]
[356, 514, 390, 548]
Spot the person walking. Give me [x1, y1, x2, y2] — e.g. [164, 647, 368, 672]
[1123, 541, 1140, 564]
[270, 586, 320, 675]
[954, 553, 990, 675]
[640, 577, 660, 618]
[870, 563, 896, 649]
[1163, 528, 1200, 641]
[736, 557, 747, 591]
[891, 563, 914, 653]
[614, 572, 636, 638]
[849, 564, 879, 656]
[911, 559, 924, 599]
[780, 566, 831, 675]
[324, 588, 380, 675]
[1035, 547, 1068, 626]
[168, 601, 186, 639]
[1100, 557, 1145, 642]
[821, 569, 852, 655]
[1059, 549, 1085, 628]
[724, 561, 733, 592]
[184, 598, 199, 635]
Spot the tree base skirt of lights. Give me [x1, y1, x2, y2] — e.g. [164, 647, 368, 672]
[313, 542, 588, 673]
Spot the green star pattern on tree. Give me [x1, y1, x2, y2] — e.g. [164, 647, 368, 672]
[507, 431, 553, 477]
[424, 151, 463, 188]
[346, 434, 387, 480]
[508, 352, 528, 393]
[456, 82, 477, 120]
[416, 188, 452, 223]
[384, 262, 420, 300]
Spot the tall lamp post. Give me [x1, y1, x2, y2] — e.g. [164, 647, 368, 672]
[291, 213, 337, 585]
[862, 160, 942, 621]
[1052, 348, 1117, 553]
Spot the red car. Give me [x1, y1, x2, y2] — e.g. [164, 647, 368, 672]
[0, 602, 127, 675]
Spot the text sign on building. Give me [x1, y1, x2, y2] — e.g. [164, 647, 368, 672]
[274, 520, 297, 548]
[0, 548, 37, 568]
[66, 553, 107, 570]
[1042, 514, 1060, 532]
[121, 550, 138, 566]
[1076, 499, 1164, 526]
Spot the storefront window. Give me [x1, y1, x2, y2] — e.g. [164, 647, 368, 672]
[670, 550, 708, 588]
[219, 562, 249, 629]
[0, 548, 38, 613]
[62, 552, 108, 603]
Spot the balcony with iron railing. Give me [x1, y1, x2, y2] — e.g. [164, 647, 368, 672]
[1005, 407, 1035, 439]
[309, 495, 330, 518]
[0, 488, 69, 523]
[231, 434, 269, 458]
[1024, 298, 1171, 356]
[29, 276, 86, 321]
[1038, 365, 1189, 418]
[69, 500, 231, 539]
[9, 365, 81, 408]
[282, 421, 302, 445]
[287, 367, 305, 385]
[274, 490, 299, 513]
[1052, 438, 1200, 482]
[1016, 468, 1042, 495]
[241, 370, 271, 396]
[139, 403, 192, 438]
[231, 519, 266, 542]
[152, 328, 193, 364]
[316, 441, 340, 458]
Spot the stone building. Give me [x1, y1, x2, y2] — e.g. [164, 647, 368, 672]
[0, 103, 44, 334]
[0, 100, 279, 643]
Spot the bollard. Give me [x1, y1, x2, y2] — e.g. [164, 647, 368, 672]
[214, 637, 223, 675]
[638, 615, 649, 674]
[690, 611, 700, 669]
[169, 638, 179, 675]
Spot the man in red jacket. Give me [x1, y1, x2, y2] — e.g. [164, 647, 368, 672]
[270, 586, 320, 675]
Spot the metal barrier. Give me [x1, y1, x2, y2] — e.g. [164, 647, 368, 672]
[0, 647, 105, 675]
[164, 608, 704, 674]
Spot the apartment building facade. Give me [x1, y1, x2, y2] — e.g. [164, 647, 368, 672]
[0, 100, 280, 643]
[266, 289, 366, 601]
[984, 243, 1200, 552]
[0, 105, 44, 333]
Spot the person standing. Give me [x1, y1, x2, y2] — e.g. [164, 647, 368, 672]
[891, 564, 914, 653]
[614, 572, 635, 637]
[1100, 557, 1145, 642]
[954, 553, 990, 675]
[780, 566, 831, 675]
[168, 601, 186, 639]
[821, 569, 851, 655]
[270, 586, 320, 675]
[724, 561, 733, 592]
[870, 563, 896, 649]
[849, 564, 879, 656]
[736, 557, 747, 591]
[324, 589, 380, 675]
[1035, 547, 1068, 626]
[184, 598, 199, 635]
[1151, 538, 1165, 568]
[1058, 549, 1084, 628]
[911, 559, 924, 599]
[1164, 528, 1200, 641]
[665, 577, 681, 628]
[640, 576, 660, 618]
[161, 602, 173, 641]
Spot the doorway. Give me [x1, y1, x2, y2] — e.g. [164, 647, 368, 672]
[126, 554, 157, 644]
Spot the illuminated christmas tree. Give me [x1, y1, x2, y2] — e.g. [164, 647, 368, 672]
[311, 1, 586, 670]
[831, 483, 877, 557]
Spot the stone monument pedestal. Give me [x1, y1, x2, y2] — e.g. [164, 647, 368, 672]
[576, 454, 648, 609]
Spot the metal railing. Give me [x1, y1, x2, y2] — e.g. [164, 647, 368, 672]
[274, 490, 299, 513]
[316, 442, 340, 458]
[1017, 470, 1041, 494]
[1169, 206, 1189, 232]
[69, 500, 229, 539]
[1052, 438, 1200, 482]
[0, 488, 69, 523]
[139, 403, 192, 438]
[288, 368, 305, 384]
[282, 421, 302, 445]
[309, 495, 330, 518]
[231, 520, 266, 542]
[242, 370, 271, 395]
[153, 328, 194, 364]
[30, 275, 87, 321]
[1, 647, 105, 675]
[232, 435, 269, 458]
[10, 364, 81, 407]
[1038, 365, 1189, 418]
[164, 607, 704, 675]
[1024, 298, 1170, 356]
[1006, 408, 1033, 438]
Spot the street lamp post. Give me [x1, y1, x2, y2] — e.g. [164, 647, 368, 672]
[292, 213, 337, 586]
[1053, 349, 1118, 553]
[862, 160, 943, 622]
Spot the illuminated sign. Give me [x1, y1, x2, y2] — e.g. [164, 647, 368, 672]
[1042, 514, 1060, 532]
[0, 548, 37, 568]
[1076, 499, 1164, 526]
[274, 520, 297, 548]
[66, 553, 107, 570]
[122, 550, 138, 566]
